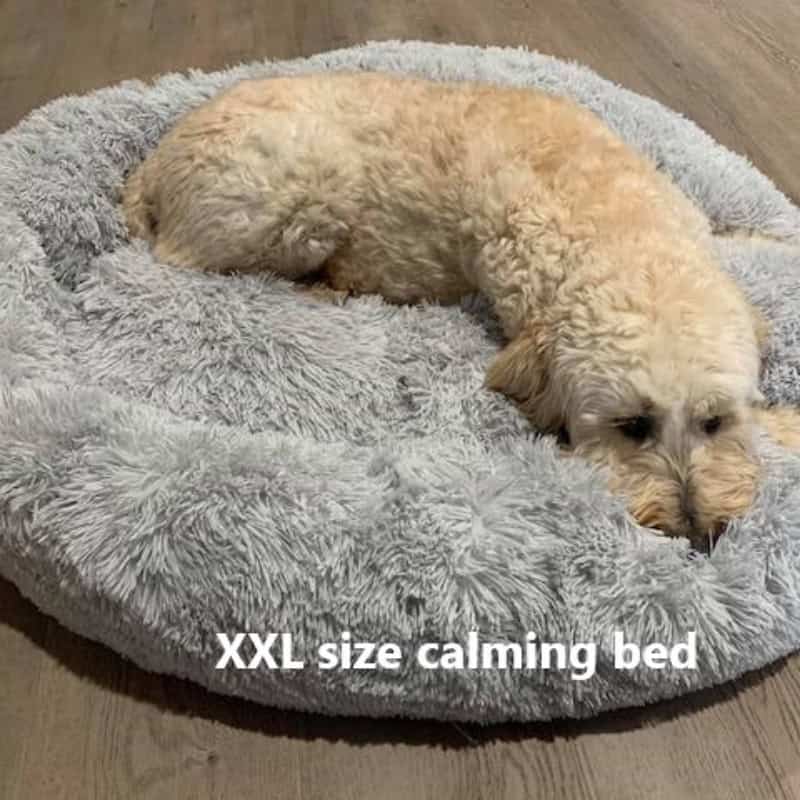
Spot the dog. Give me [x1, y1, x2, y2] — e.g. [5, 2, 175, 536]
[122, 71, 800, 544]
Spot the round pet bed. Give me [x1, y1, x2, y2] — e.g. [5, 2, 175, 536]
[2, 41, 800, 723]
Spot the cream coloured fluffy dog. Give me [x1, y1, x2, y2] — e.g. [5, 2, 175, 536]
[122, 72, 800, 542]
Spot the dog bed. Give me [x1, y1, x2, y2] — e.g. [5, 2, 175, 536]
[2, 41, 800, 723]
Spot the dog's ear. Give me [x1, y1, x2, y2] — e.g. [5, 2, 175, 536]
[749, 303, 771, 356]
[486, 328, 563, 432]
[754, 405, 800, 451]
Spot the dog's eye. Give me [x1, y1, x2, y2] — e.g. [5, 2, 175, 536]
[703, 416, 723, 435]
[617, 415, 653, 442]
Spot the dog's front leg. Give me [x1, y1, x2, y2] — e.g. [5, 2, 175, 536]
[471, 236, 568, 434]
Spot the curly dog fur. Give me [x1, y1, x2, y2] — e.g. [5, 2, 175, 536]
[122, 72, 800, 542]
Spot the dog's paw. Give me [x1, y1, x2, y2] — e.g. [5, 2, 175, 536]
[296, 281, 352, 305]
[279, 217, 350, 275]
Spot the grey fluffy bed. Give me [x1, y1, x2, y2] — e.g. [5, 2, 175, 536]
[2, 41, 800, 723]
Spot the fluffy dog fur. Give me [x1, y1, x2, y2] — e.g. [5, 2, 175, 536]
[122, 71, 800, 542]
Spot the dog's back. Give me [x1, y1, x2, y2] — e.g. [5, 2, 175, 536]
[122, 72, 669, 301]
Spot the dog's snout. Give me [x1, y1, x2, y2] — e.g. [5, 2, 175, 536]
[638, 470, 730, 543]
[680, 479, 697, 535]
[682, 476, 730, 546]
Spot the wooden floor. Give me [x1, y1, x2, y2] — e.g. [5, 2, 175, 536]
[2, 2, 800, 798]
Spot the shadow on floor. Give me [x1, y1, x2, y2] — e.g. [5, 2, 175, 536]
[0, 576, 787, 750]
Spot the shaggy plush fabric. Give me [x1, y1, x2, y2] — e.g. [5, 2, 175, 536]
[2, 41, 800, 723]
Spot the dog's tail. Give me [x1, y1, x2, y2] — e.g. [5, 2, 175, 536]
[121, 161, 157, 244]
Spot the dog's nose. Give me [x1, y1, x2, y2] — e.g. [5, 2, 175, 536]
[680, 481, 697, 534]
[684, 510, 729, 550]
[681, 480, 728, 547]
[687, 520, 728, 553]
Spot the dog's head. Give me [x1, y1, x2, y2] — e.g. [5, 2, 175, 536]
[487, 250, 768, 543]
